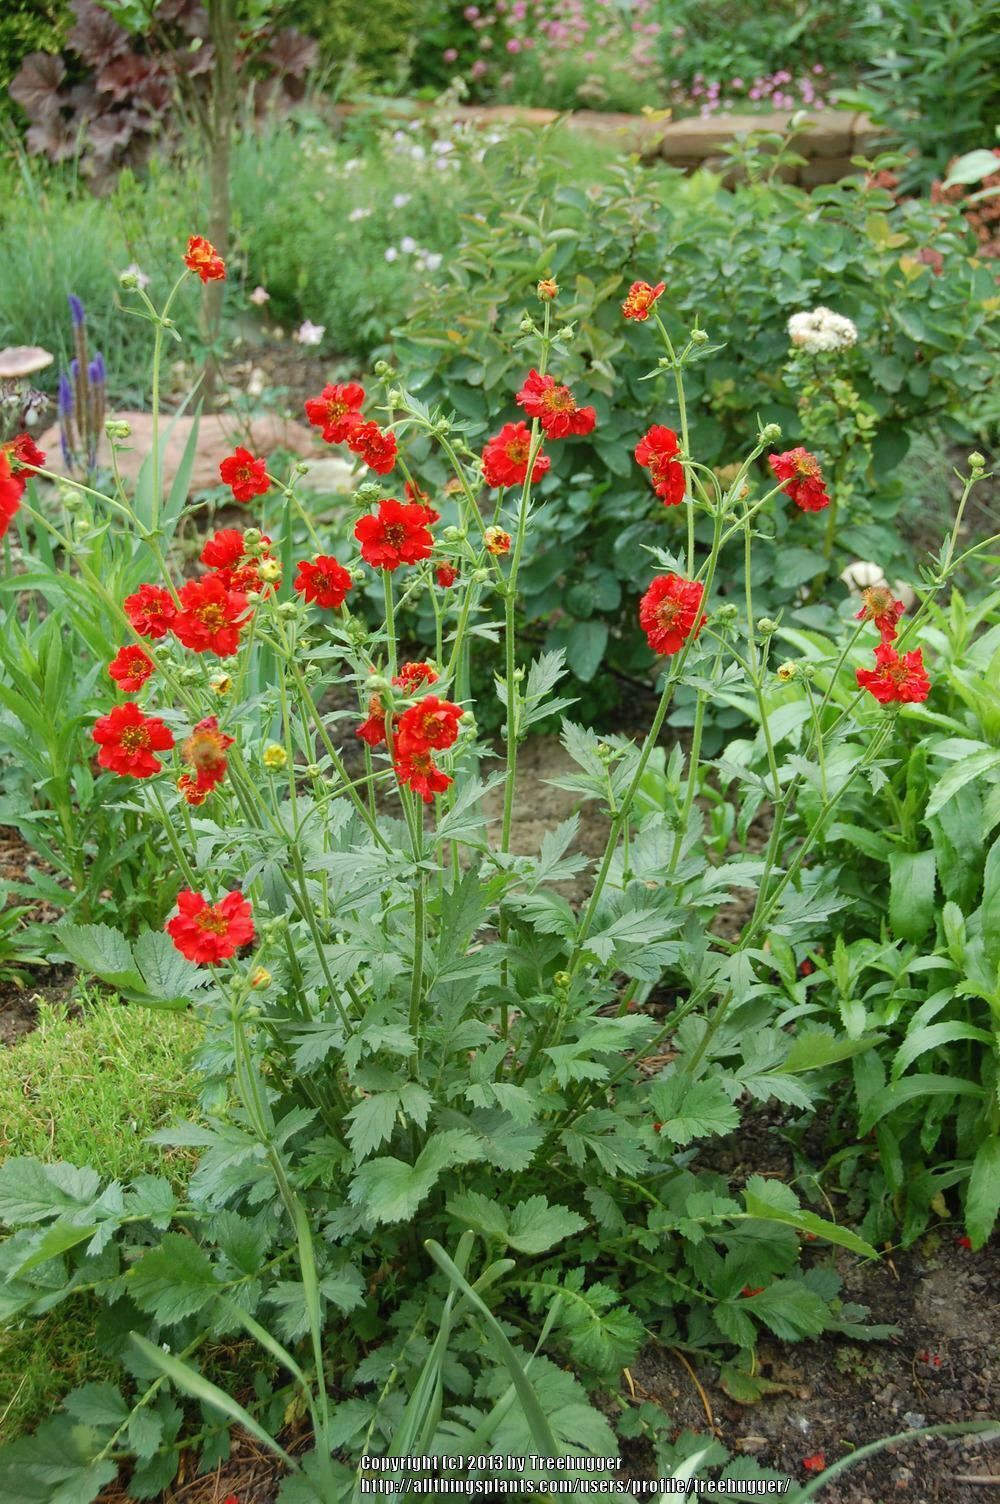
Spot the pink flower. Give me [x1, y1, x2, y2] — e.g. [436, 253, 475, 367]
[443, 46, 458, 62]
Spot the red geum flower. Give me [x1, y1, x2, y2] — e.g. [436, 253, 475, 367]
[0, 452, 22, 537]
[515, 369, 597, 439]
[355, 498, 434, 571]
[184, 234, 226, 282]
[181, 715, 233, 792]
[92, 702, 174, 779]
[639, 575, 705, 656]
[304, 382, 366, 443]
[856, 584, 905, 643]
[484, 526, 512, 556]
[394, 661, 439, 691]
[166, 889, 254, 964]
[219, 447, 269, 503]
[3, 432, 45, 495]
[404, 480, 440, 523]
[108, 644, 155, 693]
[395, 695, 463, 757]
[635, 425, 686, 507]
[346, 420, 397, 475]
[394, 745, 452, 803]
[482, 421, 551, 488]
[124, 583, 177, 640]
[177, 773, 209, 806]
[768, 448, 831, 512]
[802, 1453, 825, 1475]
[294, 555, 353, 609]
[356, 696, 388, 748]
[172, 575, 249, 657]
[622, 280, 666, 321]
[200, 529, 277, 593]
[436, 563, 458, 588]
[856, 642, 931, 705]
[955, 1234, 973, 1250]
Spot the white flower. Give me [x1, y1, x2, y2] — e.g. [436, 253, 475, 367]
[348, 206, 372, 223]
[120, 262, 150, 289]
[393, 192, 411, 208]
[787, 307, 858, 353]
[248, 285, 270, 306]
[400, 235, 417, 254]
[294, 320, 325, 346]
[423, 252, 443, 272]
[385, 247, 399, 263]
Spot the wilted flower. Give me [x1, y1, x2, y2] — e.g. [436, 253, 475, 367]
[787, 307, 858, 353]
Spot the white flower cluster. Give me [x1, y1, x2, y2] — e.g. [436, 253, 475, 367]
[787, 307, 859, 353]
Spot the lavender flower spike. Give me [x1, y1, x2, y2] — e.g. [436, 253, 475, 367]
[88, 353, 106, 385]
[68, 293, 86, 328]
[58, 371, 74, 419]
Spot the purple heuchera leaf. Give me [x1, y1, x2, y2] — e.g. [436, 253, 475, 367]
[67, 0, 130, 70]
[9, 53, 67, 121]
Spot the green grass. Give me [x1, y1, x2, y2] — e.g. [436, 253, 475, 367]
[0, 987, 200, 1441]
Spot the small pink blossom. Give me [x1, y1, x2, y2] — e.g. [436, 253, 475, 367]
[249, 285, 270, 306]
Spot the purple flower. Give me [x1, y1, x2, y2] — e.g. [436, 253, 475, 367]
[58, 371, 74, 419]
[67, 293, 85, 328]
[88, 353, 106, 386]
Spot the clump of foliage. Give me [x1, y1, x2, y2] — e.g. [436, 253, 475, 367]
[0, 228, 995, 1498]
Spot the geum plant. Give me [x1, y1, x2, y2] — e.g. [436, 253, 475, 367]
[1, 245, 997, 1501]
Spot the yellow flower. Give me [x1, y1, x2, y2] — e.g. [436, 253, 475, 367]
[263, 743, 288, 770]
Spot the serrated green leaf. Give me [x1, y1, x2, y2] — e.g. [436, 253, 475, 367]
[743, 1175, 877, 1258]
[129, 1233, 219, 1324]
[0, 1157, 101, 1225]
[648, 1076, 740, 1145]
[53, 922, 143, 990]
[507, 1196, 587, 1255]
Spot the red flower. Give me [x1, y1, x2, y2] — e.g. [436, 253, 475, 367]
[92, 702, 174, 779]
[219, 447, 269, 503]
[955, 1234, 973, 1250]
[856, 584, 905, 643]
[635, 425, 686, 506]
[346, 420, 397, 476]
[177, 773, 208, 806]
[0, 452, 23, 538]
[740, 1286, 764, 1298]
[515, 370, 597, 439]
[802, 1453, 825, 1475]
[622, 280, 665, 321]
[108, 644, 155, 693]
[200, 529, 276, 593]
[184, 235, 226, 283]
[395, 661, 439, 691]
[166, 889, 254, 964]
[357, 697, 388, 748]
[768, 448, 831, 512]
[124, 583, 177, 640]
[856, 642, 931, 705]
[435, 563, 458, 587]
[639, 575, 705, 656]
[355, 499, 433, 571]
[172, 575, 249, 656]
[404, 480, 440, 523]
[181, 715, 233, 792]
[395, 746, 452, 803]
[481, 421, 551, 488]
[304, 382, 366, 443]
[294, 555, 353, 609]
[395, 695, 462, 757]
[2, 432, 45, 498]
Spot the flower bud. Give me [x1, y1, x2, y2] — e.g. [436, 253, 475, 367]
[519, 314, 535, 334]
[969, 451, 985, 472]
[243, 527, 263, 547]
[250, 966, 272, 990]
[757, 617, 779, 635]
[434, 417, 451, 436]
[294, 460, 309, 475]
[258, 558, 282, 583]
[119, 270, 139, 289]
[306, 763, 322, 778]
[210, 672, 232, 696]
[484, 526, 511, 556]
[776, 660, 798, 682]
[387, 388, 403, 406]
[714, 602, 738, 623]
[105, 418, 132, 441]
[537, 277, 559, 301]
[351, 567, 367, 583]
[760, 422, 782, 444]
[513, 666, 525, 683]
[374, 359, 395, 378]
[690, 328, 709, 344]
[355, 481, 383, 507]
[442, 525, 465, 542]
[367, 675, 392, 695]
[276, 602, 298, 619]
[555, 325, 575, 342]
[472, 567, 490, 583]
[263, 743, 288, 770]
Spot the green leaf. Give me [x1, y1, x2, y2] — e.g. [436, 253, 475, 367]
[647, 1076, 740, 1145]
[966, 1135, 1000, 1251]
[345, 1092, 401, 1162]
[63, 1382, 130, 1429]
[0, 1157, 101, 1225]
[859, 1073, 987, 1134]
[12, 1220, 99, 1276]
[566, 620, 608, 683]
[53, 922, 143, 991]
[892, 1021, 994, 1079]
[507, 1196, 587, 1255]
[888, 850, 936, 942]
[129, 1233, 219, 1324]
[348, 1130, 484, 1225]
[131, 930, 209, 1007]
[925, 749, 1000, 820]
[779, 1031, 882, 1074]
[745, 1279, 829, 1340]
[981, 834, 1000, 975]
[942, 149, 1000, 188]
[743, 1175, 877, 1259]
[447, 1190, 510, 1242]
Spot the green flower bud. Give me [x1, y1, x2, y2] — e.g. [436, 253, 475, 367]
[442, 525, 466, 543]
[374, 360, 394, 378]
[776, 660, 798, 682]
[690, 328, 709, 344]
[757, 617, 779, 635]
[119, 270, 139, 290]
[714, 602, 739, 623]
[760, 422, 782, 444]
[276, 601, 298, 619]
[105, 418, 132, 441]
[969, 452, 985, 472]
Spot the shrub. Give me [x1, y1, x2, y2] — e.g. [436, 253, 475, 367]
[0, 0, 70, 96]
[0, 231, 995, 1495]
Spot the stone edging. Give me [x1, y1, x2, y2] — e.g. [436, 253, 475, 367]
[337, 100, 882, 187]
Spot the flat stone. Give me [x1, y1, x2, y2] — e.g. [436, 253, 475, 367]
[567, 109, 666, 157]
[296, 454, 357, 495]
[852, 114, 886, 155]
[38, 410, 324, 497]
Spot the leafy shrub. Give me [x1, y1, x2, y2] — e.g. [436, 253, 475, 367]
[0, 0, 70, 96]
[289, 0, 416, 86]
[394, 127, 997, 709]
[4, 233, 980, 1493]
